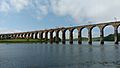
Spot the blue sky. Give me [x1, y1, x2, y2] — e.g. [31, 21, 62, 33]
[0, 0, 79, 32]
[0, 0, 120, 37]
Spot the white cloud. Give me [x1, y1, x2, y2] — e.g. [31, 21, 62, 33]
[50, 0, 120, 24]
[10, 0, 30, 12]
[1, 0, 120, 24]
[0, 1, 10, 13]
[30, 0, 49, 19]
[0, 0, 30, 13]
[35, 5, 48, 20]
[0, 28, 22, 34]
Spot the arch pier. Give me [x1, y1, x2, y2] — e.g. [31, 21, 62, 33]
[0, 21, 120, 44]
[62, 29, 66, 44]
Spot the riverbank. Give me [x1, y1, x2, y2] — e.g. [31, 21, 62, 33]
[0, 39, 48, 43]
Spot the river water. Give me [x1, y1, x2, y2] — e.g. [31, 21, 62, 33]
[0, 41, 120, 68]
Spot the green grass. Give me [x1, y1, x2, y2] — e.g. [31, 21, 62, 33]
[0, 39, 49, 43]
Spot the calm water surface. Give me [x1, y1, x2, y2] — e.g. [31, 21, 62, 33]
[0, 41, 120, 68]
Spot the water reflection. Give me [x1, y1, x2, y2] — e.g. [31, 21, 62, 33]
[0, 42, 119, 68]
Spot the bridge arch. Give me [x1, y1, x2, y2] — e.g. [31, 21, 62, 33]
[42, 32, 45, 39]
[118, 25, 120, 32]
[81, 27, 88, 44]
[24, 33, 29, 39]
[47, 31, 50, 42]
[73, 28, 78, 44]
[27, 33, 31, 39]
[44, 31, 49, 43]
[67, 27, 78, 44]
[59, 30, 62, 43]
[118, 26, 120, 41]
[104, 25, 114, 43]
[38, 31, 43, 39]
[54, 29, 62, 44]
[91, 26, 100, 43]
[80, 25, 96, 44]
[30, 32, 35, 39]
[111, 23, 120, 44]
[49, 30, 54, 44]
[33, 32, 38, 39]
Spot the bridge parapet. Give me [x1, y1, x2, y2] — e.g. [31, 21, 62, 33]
[111, 22, 120, 28]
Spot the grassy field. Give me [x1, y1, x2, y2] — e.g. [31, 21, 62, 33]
[0, 39, 48, 43]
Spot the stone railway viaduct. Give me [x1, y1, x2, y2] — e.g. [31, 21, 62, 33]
[0, 21, 120, 44]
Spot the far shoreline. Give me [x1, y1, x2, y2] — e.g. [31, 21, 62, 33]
[0, 39, 116, 43]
